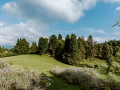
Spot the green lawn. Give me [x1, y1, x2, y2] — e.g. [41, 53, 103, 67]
[0, 55, 71, 72]
[0, 55, 81, 90]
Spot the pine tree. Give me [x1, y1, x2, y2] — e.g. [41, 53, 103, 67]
[48, 35, 58, 57]
[14, 38, 29, 54]
[87, 35, 94, 60]
[58, 34, 62, 40]
[30, 42, 37, 54]
[78, 37, 85, 59]
[62, 35, 70, 63]
[102, 42, 111, 60]
[69, 34, 81, 64]
[38, 37, 48, 55]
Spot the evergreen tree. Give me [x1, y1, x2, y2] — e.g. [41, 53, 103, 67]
[69, 34, 81, 64]
[102, 42, 111, 60]
[30, 42, 37, 54]
[58, 34, 62, 40]
[14, 38, 29, 54]
[87, 35, 94, 60]
[78, 37, 85, 59]
[55, 40, 64, 59]
[97, 44, 103, 57]
[62, 35, 70, 63]
[38, 37, 48, 55]
[48, 35, 58, 57]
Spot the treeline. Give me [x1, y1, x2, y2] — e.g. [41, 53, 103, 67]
[13, 34, 120, 65]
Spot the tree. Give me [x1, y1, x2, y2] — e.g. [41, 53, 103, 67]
[78, 37, 85, 59]
[30, 42, 38, 54]
[58, 34, 62, 40]
[87, 35, 94, 60]
[14, 38, 29, 54]
[97, 44, 103, 57]
[62, 35, 70, 63]
[38, 37, 48, 55]
[55, 40, 64, 59]
[48, 35, 58, 57]
[69, 34, 81, 64]
[102, 42, 111, 60]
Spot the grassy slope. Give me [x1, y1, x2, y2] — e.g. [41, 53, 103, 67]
[0, 55, 81, 90]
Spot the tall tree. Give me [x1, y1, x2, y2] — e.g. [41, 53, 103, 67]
[38, 37, 48, 55]
[14, 38, 29, 54]
[102, 42, 112, 60]
[69, 34, 81, 64]
[62, 35, 70, 63]
[78, 37, 85, 59]
[30, 42, 38, 54]
[48, 35, 58, 57]
[87, 35, 94, 60]
[58, 34, 62, 40]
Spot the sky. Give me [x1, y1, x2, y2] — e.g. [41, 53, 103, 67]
[0, 0, 120, 48]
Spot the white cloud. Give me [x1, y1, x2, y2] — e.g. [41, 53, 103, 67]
[116, 7, 120, 11]
[0, 21, 47, 45]
[2, 0, 97, 23]
[102, 0, 120, 3]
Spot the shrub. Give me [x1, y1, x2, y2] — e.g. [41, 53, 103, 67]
[51, 67, 120, 90]
[51, 67, 108, 89]
[0, 61, 51, 90]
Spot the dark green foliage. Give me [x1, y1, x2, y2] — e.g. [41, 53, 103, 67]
[58, 34, 62, 40]
[55, 40, 64, 59]
[106, 55, 114, 73]
[48, 35, 58, 57]
[68, 34, 81, 64]
[87, 35, 94, 60]
[29, 42, 38, 54]
[102, 42, 111, 60]
[97, 44, 103, 57]
[78, 37, 85, 59]
[14, 38, 29, 54]
[38, 37, 48, 55]
[62, 35, 71, 63]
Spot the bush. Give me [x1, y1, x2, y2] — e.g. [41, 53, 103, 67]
[0, 61, 51, 90]
[51, 67, 108, 89]
[51, 67, 120, 90]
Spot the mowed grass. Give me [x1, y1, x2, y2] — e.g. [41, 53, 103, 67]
[0, 55, 81, 90]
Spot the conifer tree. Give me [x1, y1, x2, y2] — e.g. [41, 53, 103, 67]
[78, 37, 85, 59]
[58, 34, 62, 40]
[69, 34, 81, 63]
[38, 37, 48, 55]
[48, 35, 58, 57]
[14, 38, 29, 54]
[87, 35, 94, 60]
[30, 42, 37, 54]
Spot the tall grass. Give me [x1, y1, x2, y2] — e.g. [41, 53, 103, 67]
[0, 61, 51, 90]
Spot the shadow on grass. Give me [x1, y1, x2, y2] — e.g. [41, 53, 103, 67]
[48, 72, 81, 90]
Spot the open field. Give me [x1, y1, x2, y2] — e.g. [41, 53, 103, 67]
[0, 55, 120, 90]
[0, 55, 81, 90]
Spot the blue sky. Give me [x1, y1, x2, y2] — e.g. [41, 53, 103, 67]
[0, 0, 120, 48]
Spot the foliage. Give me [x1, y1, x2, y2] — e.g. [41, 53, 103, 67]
[0, 61, 51, 90]
[48, 35, 58, 57]
[87, 35, 94, 60]
[14, 38, 29, 54]
[38, 37, 48, 55]
[29, 41, 38, 54]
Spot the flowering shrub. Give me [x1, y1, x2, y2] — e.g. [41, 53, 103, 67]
[0, 61, 51, 90]
[51, 67, 120, 90]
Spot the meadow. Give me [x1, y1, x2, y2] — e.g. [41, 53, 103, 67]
[0, 55, 120, 90]
[0, 55, 82, 90]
